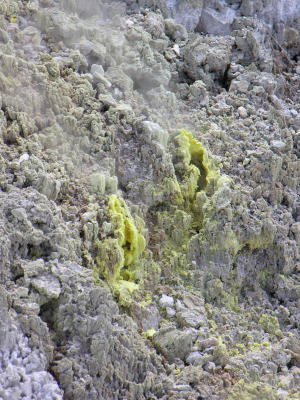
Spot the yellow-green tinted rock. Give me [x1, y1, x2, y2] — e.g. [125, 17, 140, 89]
[95, 238, 124, 283]
[95, 195, 146, 305]
[107, 195, 145, 267]
[175, 129, 220, 196]
[142, 328, 156, 339]
[228, 381, 279, 400]
[258, 314, 282, 337]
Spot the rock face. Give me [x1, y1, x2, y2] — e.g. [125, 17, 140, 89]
[0, 0, 299, 399]
[124, 0, 300, 33]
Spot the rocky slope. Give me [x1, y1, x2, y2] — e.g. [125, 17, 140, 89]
[0, 1, 299, 399]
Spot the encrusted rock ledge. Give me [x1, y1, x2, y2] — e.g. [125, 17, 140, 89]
[0, 1, 299, 399]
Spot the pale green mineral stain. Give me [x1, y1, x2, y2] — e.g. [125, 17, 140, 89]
[258, 313, 282, 338]
[228, 380, 280, 400]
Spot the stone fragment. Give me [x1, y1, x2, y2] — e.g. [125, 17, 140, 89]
[186, 351, 204, 366]
[177, 309, 207, 328]
[22, 259, 46, 278]
[91, 64, 111, 88]
[188, 80, 209, 105]
[291, 223, 300, 244]
[131, 303, 160, 331]
[164, 19, 188, 42]
[271, 140, 286, 150]
[238, 106, 248, 118]
[159, 294, 174, 308]
[98, 94, 117, 107]
[144, 12, 165, 39]
[213, 338, 229, 366]
[173, 0, 204, 32]
[31, 275, 61, 299]
[88, 173, 106, 195]
[166, 307, 176, 318]
[18, 153, 30, 164]
[197, 2, 235, 35]
[142, 121, 169, 148]
[183, 36, 232, 82]
[173, 44, 180, 56]
[105, 176, 118, 194]
[277, 388, 289, 399]
[0, 28, 9, 43]
[152, 327, 195, 362]
[198, 337, 218, 350]
[181, 292, 205, 309]
[36, 174, 61, 201]
[229, 79, 249, 93]
[204, 361, 216, 372]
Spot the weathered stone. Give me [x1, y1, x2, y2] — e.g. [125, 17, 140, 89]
[271, 140, 286, 150]
[153, 327, 195, 362]
[198, 337, 218, 350]
[88, 173, 106, 195]
[131, 303, 160, 331]
[164, 18, 188, 41]
[31, 275, 61, 300]
[177, 309, 207, 328]
[166, 307, 176, 318]
[159, 294, 174, 308]
[36, 174, 61, 201]
[197, 1, 235, 35]
[186, 351, 205, 366]
[0, 1, 299, 399]
[238, 106, 248, 118]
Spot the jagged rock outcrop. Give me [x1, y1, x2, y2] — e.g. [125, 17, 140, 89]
[0, 0, 299, 399]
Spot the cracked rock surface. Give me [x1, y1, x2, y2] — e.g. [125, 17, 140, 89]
[0, 0, 299, 399]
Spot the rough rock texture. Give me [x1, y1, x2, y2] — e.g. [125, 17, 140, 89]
[0, 0, 299, 399]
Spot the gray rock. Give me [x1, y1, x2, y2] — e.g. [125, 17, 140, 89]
[36, 174, 61, 201]
[144, 11, 165, 39]
[21, 259, 46, 278]
[177, 308, 207, 328]
[88, 173, 106, 195]
[198, 337, 217, 348]
[197, 1, 235, 35]
[97, 94, 117, 107]
[31, 275, 61, 300]
[90, 64, 111, 88]
[172, 0, 204, 32]
[238, 106, 248, 118]
[166, 307, 176, 318]
[153, 327, 195, 362]
[0, 289, 63, 400]
[186, 351, 205, 366]
[229, 78, 250, 93]
[277, 388, 289, 400]
[0, 28, 9, 43]
[271, 140, 286, 150]
[240, 0, 300, 25]
[142, 121, 169, 148]
[204, 361, 216, 372]
[188, 80, 209, 105]
[164, 18, 188, 41]
[131, 303, 160, 331]
[183, 35, 233, 82]
[159, 294, 174, 308]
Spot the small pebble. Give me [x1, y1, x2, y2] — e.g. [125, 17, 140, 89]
[238, 106, 248, 118]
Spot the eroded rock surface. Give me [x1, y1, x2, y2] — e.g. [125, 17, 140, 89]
[0, 0, 299, 399]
